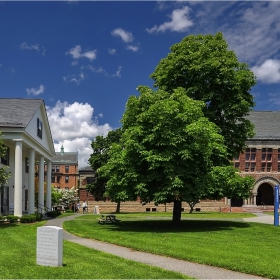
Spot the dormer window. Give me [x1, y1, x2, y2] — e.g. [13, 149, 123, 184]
[37, 118, 43, 139]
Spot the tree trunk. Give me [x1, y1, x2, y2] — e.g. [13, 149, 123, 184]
[172, 199, 182, 227]
[115, 201, 121, 213]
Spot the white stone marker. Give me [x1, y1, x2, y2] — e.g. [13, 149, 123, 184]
[36, 226, 63, 266]
[94, 205, 100, 214]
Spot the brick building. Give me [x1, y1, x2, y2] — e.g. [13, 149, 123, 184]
[48, 146, 79, 190]
[232, 111, 280, 208]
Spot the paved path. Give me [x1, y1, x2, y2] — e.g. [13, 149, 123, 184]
[45, 214, 274, 279]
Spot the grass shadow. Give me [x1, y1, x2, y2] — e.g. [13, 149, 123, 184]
[97, 219, 251, 233]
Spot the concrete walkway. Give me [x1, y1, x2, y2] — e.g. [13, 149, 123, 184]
[45, 214, 272, 280]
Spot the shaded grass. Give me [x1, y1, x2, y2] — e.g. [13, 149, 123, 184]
[64, 213, 280, 279]
[0, 221, 190, 279]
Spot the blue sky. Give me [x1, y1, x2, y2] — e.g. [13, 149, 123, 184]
[1, 1, 280, 167]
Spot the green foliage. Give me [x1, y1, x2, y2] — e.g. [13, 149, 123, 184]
[101, 86, 230, 223]
[0, 215, 4, 220]
[6, 215, 19, 223]
[51, 186, 63, 205]
[46, 211, 61, 218]
[19, 214, 42, 223]
[150, 32, 256, 160]
[207, 165, 255, 200]
[89, 128, 129, 204]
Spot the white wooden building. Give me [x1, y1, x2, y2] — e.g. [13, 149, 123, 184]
[0, 98, 55, 216]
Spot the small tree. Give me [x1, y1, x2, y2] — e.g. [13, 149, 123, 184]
[89, 128, 124, 212]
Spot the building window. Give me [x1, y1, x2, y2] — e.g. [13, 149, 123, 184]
[56, 166, 60, 172]
[25, 157, 29, 173]
[267, 163, 272, 172]
[250, 163, 256, 172]
[52, 166, 55, 172]
[65, 187, 69, 190]
[86, 177, 95, 184]
[37, 118, 43, 139]
[262, 148, 272, 161]
[65, 166, 69, 173]
[51, 176, 55, 183]
[65, 176, 69, 183]
[261, 162, 272, 172]
[245, 162, 250, 172]
[1, 146, 9, 166]
[57, 176, 60, 183]
[246, 148, 256, 162]
[234, 162, 240, 169]
[278, 163, 280, 172]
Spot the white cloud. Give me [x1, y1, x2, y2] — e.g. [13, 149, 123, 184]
[66, 45, 97, 61]
[20, 42, 45, 56]
[252, 59, 280, 84]
[108, 48, 116, 55]
[146, 6, 193, 33]
[216, 2, 280, 65]
[126, 45, 139, 52]
[47, 101, 112, 168]
[111, 28, 134, 43]
[112, 66, 122, 78]
[63, 72, 86, 85]
[20, 42, 40, 51]
[26, 84, 45, 96]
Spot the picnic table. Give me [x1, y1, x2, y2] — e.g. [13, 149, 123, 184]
[96, 214, 121, 224]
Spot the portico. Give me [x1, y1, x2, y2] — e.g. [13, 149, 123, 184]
[0, 98, 55, 216]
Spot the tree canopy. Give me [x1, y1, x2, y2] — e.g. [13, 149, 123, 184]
[100, 86, 254, 225]
[150, 32, 257, 160]
[89, 128, 130, 212]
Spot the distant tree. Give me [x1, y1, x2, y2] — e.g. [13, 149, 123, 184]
[150, 32, 257, 160]
[88, 128, 124, 212]
[207, 165, 255, 212]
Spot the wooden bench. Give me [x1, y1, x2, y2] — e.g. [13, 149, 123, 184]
[96, 215, 121, 224]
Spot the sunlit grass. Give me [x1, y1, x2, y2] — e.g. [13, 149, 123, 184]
[0, 221, 190, 279]
[64, 212, 280, 279]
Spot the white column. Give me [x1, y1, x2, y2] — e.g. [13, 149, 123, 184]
[46, 160, 52, 212]
[228, 198, 231, 206]
[38, 156, 44, 214]
[253, 195, 257, 205]
[28, 149, 35, 214]
[14, 140, 23, 217]
[225, 197, 228, 205]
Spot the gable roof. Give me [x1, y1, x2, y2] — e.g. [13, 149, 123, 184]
[246, 111, 280, 140]
[52, 152, 78, 164]
[0, 98, 43, 128]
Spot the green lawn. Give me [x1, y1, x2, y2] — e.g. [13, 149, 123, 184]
[0, 221, 190, 279]
[63, 212, 280, 279]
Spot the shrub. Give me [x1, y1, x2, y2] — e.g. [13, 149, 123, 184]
[35, 213, 43, 221]
[6, 215, 19, 223]
[46, 210, 61, 218]
[20, 214, 35, 223]
[0, 215, 4, 221]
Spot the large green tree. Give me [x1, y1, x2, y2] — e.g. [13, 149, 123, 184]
[150, 32, 257, 160]
[101, 86, 253, 226]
